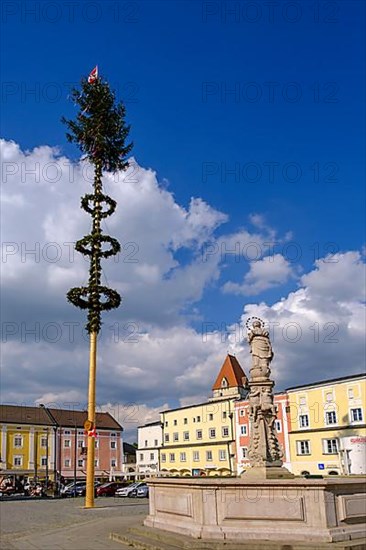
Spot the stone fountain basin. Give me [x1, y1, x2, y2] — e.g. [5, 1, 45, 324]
[144, 476, 366, 544]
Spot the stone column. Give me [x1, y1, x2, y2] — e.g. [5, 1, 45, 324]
[243, 318, 293, 479]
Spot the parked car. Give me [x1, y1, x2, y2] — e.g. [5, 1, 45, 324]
[96, 482, 128, 497]
[62, 481, 99, 497]
[136, 484, 149, 498]
[61, 481, 86, 497]
[75, 482, 100, 497]
[115, 482, 145, 497]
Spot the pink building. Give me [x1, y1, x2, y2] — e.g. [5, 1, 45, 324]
[234, 393, 292, 474]
[41, 407, 124, 481]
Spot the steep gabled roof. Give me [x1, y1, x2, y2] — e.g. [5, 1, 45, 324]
[212, 354, 248, 390]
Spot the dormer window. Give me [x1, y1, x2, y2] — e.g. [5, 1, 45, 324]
[221, 377, 228, 388]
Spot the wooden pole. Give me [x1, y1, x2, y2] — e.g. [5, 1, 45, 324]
[85, 331, 97, 508]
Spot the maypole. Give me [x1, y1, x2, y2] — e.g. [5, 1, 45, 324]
[62, 67, 132, 507]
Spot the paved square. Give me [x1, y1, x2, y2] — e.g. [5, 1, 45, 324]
[0, 497, 149, 549]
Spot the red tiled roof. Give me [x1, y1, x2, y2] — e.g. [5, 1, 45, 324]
[212, 354, 248, 390]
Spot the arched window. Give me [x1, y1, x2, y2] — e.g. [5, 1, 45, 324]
[221, 377, 228, 388]
[301, 470, 310, 476]
[328, 470, 339, 475]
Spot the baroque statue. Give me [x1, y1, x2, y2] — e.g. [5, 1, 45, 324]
[245, 317, 283, 469]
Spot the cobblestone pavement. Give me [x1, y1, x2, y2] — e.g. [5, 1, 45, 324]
[0, 497, 149, 549]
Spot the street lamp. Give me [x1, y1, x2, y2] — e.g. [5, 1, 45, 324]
[39, 404, 59, 495]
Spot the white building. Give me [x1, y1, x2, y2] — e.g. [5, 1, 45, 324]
[137, 421, 162, 476]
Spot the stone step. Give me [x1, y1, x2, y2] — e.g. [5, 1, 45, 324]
[111, 526, 366, 550]
[110, 530, 180, 550]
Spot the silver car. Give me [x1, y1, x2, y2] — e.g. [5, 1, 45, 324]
[115, 482, 144, 497]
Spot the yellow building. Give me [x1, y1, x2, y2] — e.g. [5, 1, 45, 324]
[0, 405, 54, 479]
[159, 355, 248, 476]
[287, 374, 366, 476]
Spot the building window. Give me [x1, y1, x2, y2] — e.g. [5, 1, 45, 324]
[183, 431, 189, 441]
[40, 437, 47, 447]
[161, 453, 166, 462]
[196, 430, 203, 440]
[111, 458, 117, 467]
[150, 453, 154, 461]
[165, 421, 168, 427]
[173, 432, 179, 442]
[78, 459, 83, 467]
[180, 452, 186, 462]
[240, 409, 245, 417]
[164, 434, 169, 443]
[209, 428, 216, 438]
[296, 440, 311, 455]
[219, 449, 226, 461]
[350, 408, 363, 422]
[64, 459, 71, 467]
[242, 447, 248, 458]
[222, 426, 229, 437]
[325, 411, 337, 425]
[64, 439, 71, 448]
[14, 456, 23, 466]
[169, 453, 175, 462]
[144, 440, 148, 447]
[323, 439, 338, 454]
[222, 411, 227, 419]
[14, 435, 23, 448]
[64, 430, 71, 435]
[206, 451, 213, 461]
[299, 414, 309, 428]
[348, 388, 354, 399]
[41, 457, 47, 466]
[193, 451, 199, 462]
[94, 440, 99, 449]
[111, 441, 117, 449]
[184, 418, 188, 425]
[78, 440, 84, 448]
[208, 414, 214, 421]
[196, 416, 201, 422]
[275, 420, 282, 432]
[111, 432, 116, 437]
[174, 420, 177, 426]
[94, 459, 99, 467]
[139, 453, 143, 461]
[325, 391, 333, 402]
[154, 439, 158, 446]
[221, 377, 228, 388]
[240, 425, 247, 436]
[299, 396, 306, 406]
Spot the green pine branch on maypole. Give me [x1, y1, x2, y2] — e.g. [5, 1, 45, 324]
[62, 70, 133, 333]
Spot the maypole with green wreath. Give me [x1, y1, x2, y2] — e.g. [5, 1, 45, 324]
[62, 66, 132, 508]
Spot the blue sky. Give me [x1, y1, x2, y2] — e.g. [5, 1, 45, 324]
[1, 1, 365, 434]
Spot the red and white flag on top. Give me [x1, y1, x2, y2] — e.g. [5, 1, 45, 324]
[88, 66, 98, 83]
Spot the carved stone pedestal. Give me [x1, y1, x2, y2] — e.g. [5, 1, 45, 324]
[242, 465, 294, 479]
